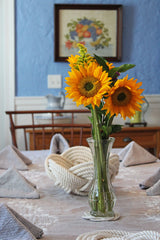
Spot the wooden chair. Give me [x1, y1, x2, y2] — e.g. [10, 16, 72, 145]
[6, 110, 92, 150]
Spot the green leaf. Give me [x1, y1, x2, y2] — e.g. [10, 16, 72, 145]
[109, 64, 135, 79]
[117, 64, 136, 73]
[94, 54, 109, 72]
[88, 116, 93, 125]
[111, 125, 122, 133]
[86, 104, 92, 110]
[108, 67, 120, 78]
[100, 125, 113, 139]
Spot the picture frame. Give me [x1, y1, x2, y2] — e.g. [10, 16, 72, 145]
[54, 4, 122, 62]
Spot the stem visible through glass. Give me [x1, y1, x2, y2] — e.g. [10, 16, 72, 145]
[89, 108, 115, 216]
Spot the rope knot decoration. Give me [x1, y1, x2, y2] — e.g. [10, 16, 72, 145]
[45, 146, 119, 196]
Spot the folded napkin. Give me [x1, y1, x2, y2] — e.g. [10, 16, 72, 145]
[139, 164, 160, 196]
[0, 203, 43, 240]
[76, 229, 160, 240]
[0, 167, 40, 199]
[49, 133, 69, 154]
[139, 168, 160, 189]
[118, 141, 157, 167]
[146, 179, 160, 196]
[0, 145, 32, 170]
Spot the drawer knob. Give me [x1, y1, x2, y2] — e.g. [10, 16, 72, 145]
[123, 137, 132, 142]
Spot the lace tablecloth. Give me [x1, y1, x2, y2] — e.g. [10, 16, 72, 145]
[0, 149, 160, 240]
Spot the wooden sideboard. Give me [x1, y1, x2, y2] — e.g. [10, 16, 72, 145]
[27, 128, 92, 150]
[112, 126, 160, 158]
[27, 126, 160, 158]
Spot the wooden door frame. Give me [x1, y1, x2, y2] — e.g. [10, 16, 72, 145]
[0, 0, 15, 149]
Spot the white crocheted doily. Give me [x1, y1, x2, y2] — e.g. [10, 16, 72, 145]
[76, 229, 160, 240]
[45, 146, 119, 196]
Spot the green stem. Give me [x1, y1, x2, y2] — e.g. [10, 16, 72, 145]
[91, 108, 114, 215]
[91, 108, 104, 212]
[107, 114, 114, 127]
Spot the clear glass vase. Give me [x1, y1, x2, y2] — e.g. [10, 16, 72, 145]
[87, 137, 116, 217]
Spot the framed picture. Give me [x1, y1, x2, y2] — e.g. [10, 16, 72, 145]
[54, 4, 122, 62]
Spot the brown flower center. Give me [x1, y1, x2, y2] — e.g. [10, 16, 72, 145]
[78, 77, 101, 97]
[112, 87, 132, 106]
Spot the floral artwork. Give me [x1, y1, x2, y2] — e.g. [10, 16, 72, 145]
[55, 4, 122, 61]
[65, 17, 111, 51]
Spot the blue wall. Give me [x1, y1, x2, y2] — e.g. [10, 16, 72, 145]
[15, 0, 160, 96]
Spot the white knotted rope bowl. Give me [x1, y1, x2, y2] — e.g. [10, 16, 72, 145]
[45, 146, 119, 196]
[76, 229, 160, 240]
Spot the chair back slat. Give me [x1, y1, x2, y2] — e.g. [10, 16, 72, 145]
[5, 110, 92, 150]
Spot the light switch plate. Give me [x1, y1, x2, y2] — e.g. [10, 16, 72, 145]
[48, 75, 62, 88]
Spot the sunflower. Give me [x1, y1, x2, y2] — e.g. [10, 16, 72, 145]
[65, 62, 111, 108]
[103, 75, 144, 119]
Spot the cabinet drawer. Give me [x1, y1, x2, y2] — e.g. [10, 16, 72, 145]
[112, 131, 157, 148]
[28, 128, 92, 150]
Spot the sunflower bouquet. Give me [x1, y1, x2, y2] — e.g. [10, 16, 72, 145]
[65, 44, 144, 218]
[65, 44, 144, 139]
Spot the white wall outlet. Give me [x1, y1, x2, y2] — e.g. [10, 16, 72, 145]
[48, 75, 62, 88]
